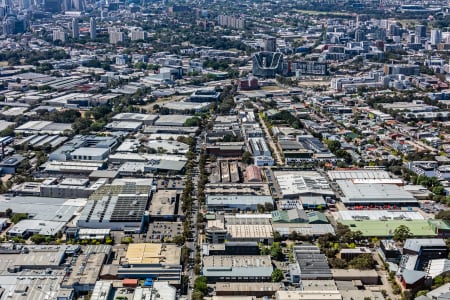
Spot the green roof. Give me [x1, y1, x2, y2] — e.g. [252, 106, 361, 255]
[341, 220, 437, 237]
[272, 210, 289, 222]
[429, 219, 450, 230]
[307, 211, 328, 224]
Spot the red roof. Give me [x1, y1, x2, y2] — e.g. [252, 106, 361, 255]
[123, 279, 138, 285]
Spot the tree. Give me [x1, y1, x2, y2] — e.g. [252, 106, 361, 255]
[329, 258, 348, 268]
[184, 117, 201, 127]
[264, 202, 274, 212]
[5, 208, 12, 218]
[30, 234, 47, 244]
[192, 291, 204, 300]
[194, 276, 208, 295]
[271, 269, 283, 282]
[11, 213, 27, 224]
[242, 151, 253, 164]
[349, 254, 376, 270]
[436, 210, 450, 221]
[172, 235, 185, 246]
[273, 231, 283, 242]
[416, 290, 430, 297]
[289, 231, 298, 241]
[270, 242, 284, 260]
[0, 126, 14, 137]
[326, 140, 341, 153]
[393, 225, 412, 242]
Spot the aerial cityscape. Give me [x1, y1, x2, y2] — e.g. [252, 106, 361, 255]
[0, 0, 449, 299]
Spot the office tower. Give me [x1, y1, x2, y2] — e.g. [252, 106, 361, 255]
[431, 29, 442, 45]
[355, 29, 365, 42]
[415, 24, 426, 38]
[72, 18, 79, 39]
[72, 0, 82, 10]
[89, 17, 96, 39]
[131, 29, 146, 41]
[44, 0, 61, 13]
[20, 0, 31, 10]
[53, 29, 66, 42]
[263, 37, 276, 52]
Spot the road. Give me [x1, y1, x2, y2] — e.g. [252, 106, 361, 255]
[259, 113, 283, 166]
[373, 249, 399, 300]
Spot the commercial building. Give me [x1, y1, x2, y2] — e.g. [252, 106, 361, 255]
[8, 219, 66, 237]
[274, 171, 334, 198]
[206, 195, 273, 212]
[206, 214, 273, 244]
[49, 135, 118, 162]
[290, 244, 332, 280]
[202, 255, 273, 282]
[189, 89, 221, 102]
[272, 223, 335, 237]
[272, 208, 309, 223]
[104, 121, 143, 132]
[117, 243, 182, 286]
[154, 115, 192, 127]
[327, 169, 391, 181]
[63, 251, 108, 292]
[77, 179, 151, 233]
[203, 242, 260, 256]
[90, 17, 96, 39]
[0, 155, 25, 174]
[112, 113, 158, 125]
[337, 180, 418, 206]
[403, 239, 448, 271]
[15, 121, 72, 135]
[215, 282, 282, 297]
[149, 189, 181, 221]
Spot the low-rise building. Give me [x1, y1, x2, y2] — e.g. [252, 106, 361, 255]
[202, 255, 273, 282]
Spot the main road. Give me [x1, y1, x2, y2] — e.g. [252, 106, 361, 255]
[258, 112, 283, 166]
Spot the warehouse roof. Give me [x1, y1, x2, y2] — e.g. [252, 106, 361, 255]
[8, 219, 66, 236]
[124, 243, 180, 265]
[403, 238, 446, 253]
[337, 180, 417, 204]
[202, 255, 273, 278]
[206, 195, 272, 206]
[275, 171, 334, 197]
[0, 196, 82, 222]
[327, 169, 391, 181]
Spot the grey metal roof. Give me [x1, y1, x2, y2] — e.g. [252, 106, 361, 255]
[404, 239, 446, 253]
[337, 180, 417, 204]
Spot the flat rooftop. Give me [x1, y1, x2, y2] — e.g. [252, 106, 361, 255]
[149, 190, 178, 216]
[338, 210, 424, 221]
[64, 252, 105, 287]
[327, 170, 391, 181]
[340, 220, 437, 237]
[203, 255, 272, 268]
[274, 171, 334, 197]
[337, 180, 417, 204]
[124, 243, 181, 265]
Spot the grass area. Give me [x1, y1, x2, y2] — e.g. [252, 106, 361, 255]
[341, 220, 437, 237]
